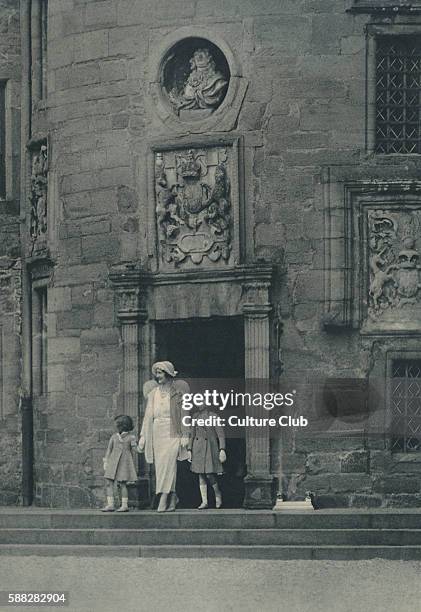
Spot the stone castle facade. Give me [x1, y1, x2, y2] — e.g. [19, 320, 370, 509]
[2, 0, 421, 509]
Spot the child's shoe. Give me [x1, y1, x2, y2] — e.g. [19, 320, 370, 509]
[116, 497, 129, 512]
[101, 505, 115, 512]
[101, 496, 115, 512]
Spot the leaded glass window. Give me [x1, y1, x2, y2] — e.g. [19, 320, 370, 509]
[391, 359, 421, 452]
[376, 37, 421, 154]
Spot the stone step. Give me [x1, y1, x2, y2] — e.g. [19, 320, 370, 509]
[1, 544, 421, 560]
[0, 528, 421, 546]
[2, 510, 421, 530]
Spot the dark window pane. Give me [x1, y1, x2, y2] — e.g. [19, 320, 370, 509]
[391, 359, 421, 452]
[375, 37, 421, 154]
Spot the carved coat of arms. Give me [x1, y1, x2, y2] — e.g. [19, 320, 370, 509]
[155, 147, 232, 266]
[368, 209, 421, 324]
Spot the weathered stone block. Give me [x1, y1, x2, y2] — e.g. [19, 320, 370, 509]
[295, 434, 366, 454]
[85, 1, 117, 28]
[47, 365, 66, 393]
[80, 327, 120, 347]
[48, 337, 81, 363]
[71, 284, 94, 306]
[254, 16, 311, 54]
[73, 30, 109, 63]
[57, 308, 93, 331]
[306, 453, 341, 475]
[313, 494, 350, 508]
[350, 494, 382, 508]
[383, 494, 421, 508]
[81, 370, 119, 396]
[374, 476, 421, 494]
[93, 302, 115, 327]
[340, 450, 369, 473]
[77, 395, 112, 417]
[329, 474, 372, 493]
[46, 430, 65, 443]
[48, 287, 72, 312]
[69, 486, 96, 508]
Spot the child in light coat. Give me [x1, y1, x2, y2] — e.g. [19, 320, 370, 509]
[187, 407, 226, 509]
[102, 415, 138, 512]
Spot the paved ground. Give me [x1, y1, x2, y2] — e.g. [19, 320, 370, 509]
[0, 557, 420, 612]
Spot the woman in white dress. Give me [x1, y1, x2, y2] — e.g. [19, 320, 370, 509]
[138, 361, 190, 512]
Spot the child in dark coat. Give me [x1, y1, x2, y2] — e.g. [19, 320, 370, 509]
[102, 415, 138, 512]
[187, 407, 226, 509]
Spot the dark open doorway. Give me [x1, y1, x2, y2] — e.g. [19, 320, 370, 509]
[154, 316, 246, 508]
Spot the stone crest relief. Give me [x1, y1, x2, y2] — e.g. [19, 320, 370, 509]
[155, 146, 233, 268]
[367, 207, 421, 328]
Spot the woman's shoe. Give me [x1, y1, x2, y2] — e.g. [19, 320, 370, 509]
[157, 493, 168, 512]
[215, 496, 222, 509]
[116, 506, 129, 512]
[166, 493, 179, 512]
[101, 505, 115, 512]
[197, 502, 208, 509]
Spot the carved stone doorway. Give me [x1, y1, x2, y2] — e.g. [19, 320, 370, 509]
[154, 316, 246, 508]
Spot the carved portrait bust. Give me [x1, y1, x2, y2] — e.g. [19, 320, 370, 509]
[162, 38, 230, 120]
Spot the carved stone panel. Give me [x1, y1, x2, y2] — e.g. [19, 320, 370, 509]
[162, 38, 230, 121]
[154, 145, 235, 269]
[30, 143, 48, 256]
[366, 206, 421, 331]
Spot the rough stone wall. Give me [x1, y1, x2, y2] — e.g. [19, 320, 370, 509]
[34, 0, 421, 507]
[0, 0, 21, 505]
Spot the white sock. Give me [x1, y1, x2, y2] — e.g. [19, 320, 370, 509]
[199, 484, 208, 505]
[120, 497, 128, 509]
[107, 496, 114, 507]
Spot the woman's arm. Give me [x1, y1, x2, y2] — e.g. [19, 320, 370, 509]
[138, 390, 155, 461]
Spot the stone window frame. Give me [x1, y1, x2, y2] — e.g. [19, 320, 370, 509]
[31, 280, 48, 398]
[323, 179, 421, 332]
[385, 349, 421, 455]
[146, 133, 244, 272]
[366, 22, 421, 155]
[147, 25, 248, 134]
[28, 260, 53, 399]
[0, 79, 20, 207]
[365, 344, 421, 456]
[31, 0, 48, 110]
